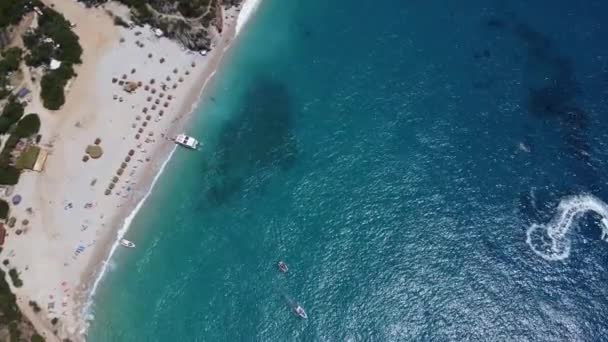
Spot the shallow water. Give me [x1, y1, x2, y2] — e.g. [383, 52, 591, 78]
[89, 1, 608, 340]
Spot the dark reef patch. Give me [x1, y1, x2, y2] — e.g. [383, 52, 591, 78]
[202, 77, 298, 206]
[485, 18, 506, 29]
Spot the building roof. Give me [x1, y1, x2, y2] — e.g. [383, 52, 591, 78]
[49, 59, 62, 70]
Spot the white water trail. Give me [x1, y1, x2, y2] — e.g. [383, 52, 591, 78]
[526, 194, 608, 261]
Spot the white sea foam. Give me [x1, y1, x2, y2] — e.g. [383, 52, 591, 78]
[236, 0, 263, 34]
[83, 146, 177, 318]
[526, 194, 608, 261]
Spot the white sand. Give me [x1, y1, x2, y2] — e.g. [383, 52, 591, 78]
[0, 0, 259, 341]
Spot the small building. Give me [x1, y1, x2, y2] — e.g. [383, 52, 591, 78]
[49, 59, 62, 70]
[32, 148, 48, 172]
[154, 28, 164, 37]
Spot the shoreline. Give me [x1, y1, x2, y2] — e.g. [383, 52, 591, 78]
[2, 0, 265, 341]
[77, 0, 265, 337]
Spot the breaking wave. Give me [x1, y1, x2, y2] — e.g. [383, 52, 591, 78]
[526, 194, 608, 261]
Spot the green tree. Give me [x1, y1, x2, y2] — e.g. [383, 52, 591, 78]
[15, 114, 41, 137]
[0, 47, 23, 73]
[0, 199, 8, 219]
[0, 97, 24, 134]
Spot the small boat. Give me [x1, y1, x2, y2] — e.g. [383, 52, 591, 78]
[278, 261, 288, 273]
[173, 134, 200, 150]
[119, 239, 135, 248]
[294, 305, 307, 319]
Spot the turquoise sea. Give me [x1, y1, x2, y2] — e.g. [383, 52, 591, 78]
[89, 0, 608, 340]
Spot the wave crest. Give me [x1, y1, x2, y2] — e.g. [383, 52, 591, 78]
[526, 194, 608, 261]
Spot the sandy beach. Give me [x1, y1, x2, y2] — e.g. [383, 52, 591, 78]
[0, 0, 262, 340]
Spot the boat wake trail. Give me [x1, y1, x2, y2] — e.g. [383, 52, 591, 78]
[526, 194, 608, 261]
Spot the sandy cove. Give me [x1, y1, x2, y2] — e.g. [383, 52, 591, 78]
[0, 0, 261, 341]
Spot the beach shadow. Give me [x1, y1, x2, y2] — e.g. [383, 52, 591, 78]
[203, 77, 298, 206]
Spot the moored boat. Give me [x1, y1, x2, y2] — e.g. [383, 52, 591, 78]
[119, 239, 135, 248]
[173, 134, 200, 149]
[294, 305, 307, 319]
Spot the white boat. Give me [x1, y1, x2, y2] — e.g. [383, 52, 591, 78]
[294, 305, 307, 319]
[119, 239, 135, 248]
[174, 134, 199, 149]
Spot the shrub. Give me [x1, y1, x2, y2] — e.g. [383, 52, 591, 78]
[28, 300, 41, 313]
[15, 114, 41, 137]
[0, 199, 8, 219]
[0, 0, 38, 29]
[40, 63, 74, 110]
[0, 269, 21, 324]
[31, 334, 45, 342]
[113, 16, 129, 28]
[9, 320, 20, 342]
[37, 8, 82, 64]
[0, 97, 24, 134]
[0, 166, 20, 185]
[0, 47, 23, 73]
[8, 268, 22, 287]
[0, 134, 19, 165]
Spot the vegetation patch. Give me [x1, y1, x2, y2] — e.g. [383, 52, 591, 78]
[22, 6, 82, 110]
[0, 199, 8, 219]
[8, 268, 22, 288]
[0, 97, 24, 134]
[16, 145, 40, 170]
[15, 114, 41, 138]
[0, 166, 19, 185]
[31, 334, 45, 342]
[0, 269, 22, 324]
[40, 63, 75, 110]
[0, 0, 40, 29]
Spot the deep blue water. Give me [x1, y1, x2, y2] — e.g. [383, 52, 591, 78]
[89, 0, 608, 340]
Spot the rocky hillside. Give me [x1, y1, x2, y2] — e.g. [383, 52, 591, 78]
[83, 0, 244, 50]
